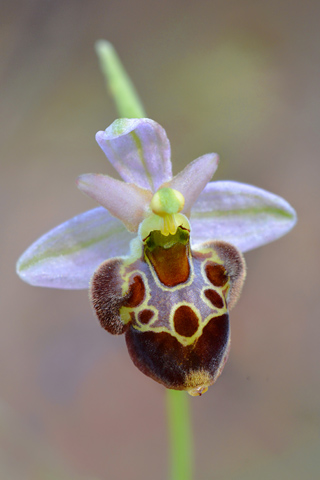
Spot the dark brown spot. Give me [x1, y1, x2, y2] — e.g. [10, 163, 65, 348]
[125, 313, 230, 390]
[138, 309, 154, 325]
[205, 262, 228, 287]
[204, 289, 224, 309]
[124, 275, 145, 308]
[173, 305, 199, 337]
[145, 243, 190, 287]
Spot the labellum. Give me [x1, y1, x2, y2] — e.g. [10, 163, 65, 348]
[90, 187, 246, 396]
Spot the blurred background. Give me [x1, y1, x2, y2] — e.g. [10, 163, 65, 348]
[1, 0, 320, 478]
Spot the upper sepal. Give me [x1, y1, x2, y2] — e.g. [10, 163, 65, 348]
[190, 181, 297, 252]
[16, 207, 135, 289]
[96, 118, 172, 192]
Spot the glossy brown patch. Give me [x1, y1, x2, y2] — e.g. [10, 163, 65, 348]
[204, 289, 224, 309]
[205, 262, 228, 287]
[173, 305, 199, 337]
[145, 243, 189, 287]
[138, 309, 154, 325]
[125, 313, 229, 390]
[123, 275, 145, 308]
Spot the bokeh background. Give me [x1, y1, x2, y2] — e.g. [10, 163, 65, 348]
[1, 0, 320, 479]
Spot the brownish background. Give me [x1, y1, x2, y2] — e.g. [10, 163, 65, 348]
[1, 0, 319, 479]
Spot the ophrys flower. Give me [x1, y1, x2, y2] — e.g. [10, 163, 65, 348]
[17, 118, 296, 395]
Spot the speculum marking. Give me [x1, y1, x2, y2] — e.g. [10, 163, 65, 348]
[138, 309, 154, 325]
[124, 275, 145, 308]
[205, 262, 228, 287]
[204, 289, 224, 309]
[173, 305, 199, 337]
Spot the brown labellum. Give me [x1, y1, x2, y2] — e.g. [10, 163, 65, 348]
[90, 229, 246, 395]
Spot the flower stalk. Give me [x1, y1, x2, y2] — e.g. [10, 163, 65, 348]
[95, 40, 145, 118]
[166, 390, 193, 480]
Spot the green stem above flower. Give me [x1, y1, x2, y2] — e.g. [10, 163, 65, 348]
[95, 40, 146, 118]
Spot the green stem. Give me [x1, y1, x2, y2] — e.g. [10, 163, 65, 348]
[95, 40, 194, 480]
[95, 40, 146, 118]
[166, 390, 193, 480]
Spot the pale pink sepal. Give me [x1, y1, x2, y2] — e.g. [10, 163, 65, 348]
[96, 118, 172, 192]
[16, 207, 135, 289]
[77, 173, 152, 232]
[165, 153, 219, 216]
[190, 181, 297, 252]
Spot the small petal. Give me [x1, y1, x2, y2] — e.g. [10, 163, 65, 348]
[165, 153, 219, 216]
[77, 174, 152, 232]
[190, 181, 297, 252]
[96, 118, 172, 191]
[16, 207, 135, 289]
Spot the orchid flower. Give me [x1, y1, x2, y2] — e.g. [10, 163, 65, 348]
[16, 117, 296, 396]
